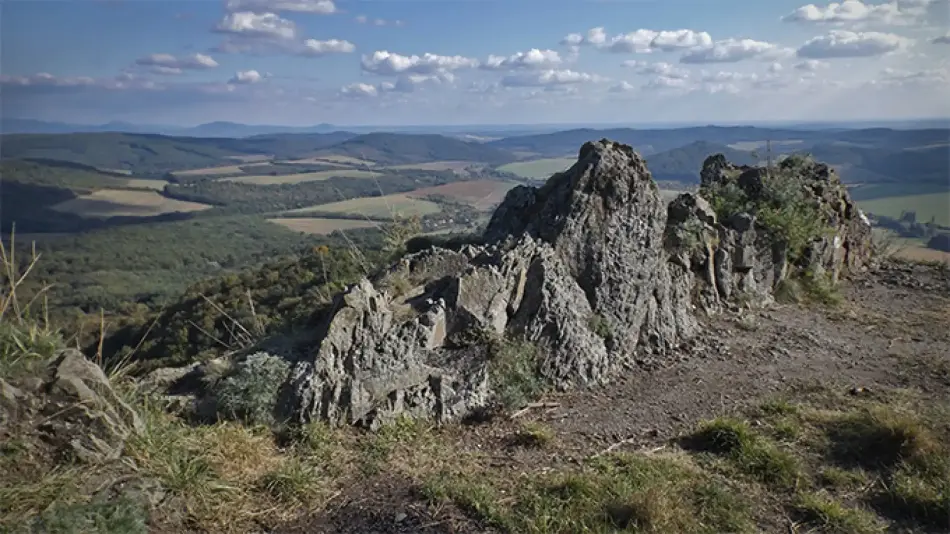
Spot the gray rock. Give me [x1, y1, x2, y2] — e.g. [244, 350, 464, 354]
[39, 349, 143, 463]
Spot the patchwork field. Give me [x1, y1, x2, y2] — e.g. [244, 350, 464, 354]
[407, 180, 518, 210]
[727, 139, 803, 150]
[124, 179, 170, 191]
[50, 189, 213, 218]
[287, 194, 443, 219]
[385, 161, 479, 171]
[267, 217, 380, 235]
[221, 169, 382, 185]
[287, 155, 376, 166]
[498, 157, 577, 179]
[859, 191, 950, 226]
[278, 158, 352, 167]
[172, 162, 272, 177]
[226, 154, 273, 162]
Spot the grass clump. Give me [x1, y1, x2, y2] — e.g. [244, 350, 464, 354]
[213, 351, 290, 426]
[819, 467, 870, 490]
[512, 421, 555, 448]
[255, 456, 324, 505]
[588, 313, 614, 343]
[792, 491, 886, 534]
[359, 415, 431, 476]
[487, 337, 544, 411]
[425, 453, 755, 533]
[31, 497, 148, 534]
[685, 417, 802, 489]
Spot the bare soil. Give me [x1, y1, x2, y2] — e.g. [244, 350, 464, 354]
[290, 261, 950, 533]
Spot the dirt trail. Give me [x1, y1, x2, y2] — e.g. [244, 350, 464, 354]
[295, 262, 950, 534]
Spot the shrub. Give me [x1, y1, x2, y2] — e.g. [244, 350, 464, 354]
[213, 352, 290, 425]
[487, 338, 543, 410]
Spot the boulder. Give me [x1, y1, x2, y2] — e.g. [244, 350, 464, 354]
[38, 349, 143, 463]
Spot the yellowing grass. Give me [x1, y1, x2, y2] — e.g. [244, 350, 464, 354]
[173, 163, 271, 177]
[287, 194, 442, 219]
[50, 189, 213, 218]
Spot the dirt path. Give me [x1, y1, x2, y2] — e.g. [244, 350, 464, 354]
[294, 262, 950, 533]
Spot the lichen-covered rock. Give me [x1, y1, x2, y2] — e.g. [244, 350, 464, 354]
[38, 349, 143, 463]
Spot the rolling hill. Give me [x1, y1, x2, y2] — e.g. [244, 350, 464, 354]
[646, 141, 758, 182]
[313, 133, 518, 165]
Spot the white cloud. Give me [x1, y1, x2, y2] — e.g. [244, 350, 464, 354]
[301, 38, 355, 55]
[609, 81, 637, 92]
[769, 62, 784, 73]
[782, 0, 942, 25]
[681, 38, 791, 63]
[225, 0, 336, 14]
[480, 49, 562, 70]
[135, 53, 219, 73]
[501, 69, 605, 87]
[215, 12, 297, 40]
[361, 50, 479, 76]
[562, 27, 712, 53]
[228, 70, 264, 84]
[643, 76, 691, 90]
[622, 60, 689, 78]
[875, 66, 950, 85]
[797, 30, 912, 57]
[0, 72, 162, 91]
[932, 32, 950, 44]
[794, 59, 831, 70]
[355, 14, 403, 26]
[340, 82, 378, 97]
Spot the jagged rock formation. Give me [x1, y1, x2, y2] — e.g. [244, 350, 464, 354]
[1, 349, 143, 463]
[155, 140, 872, 429]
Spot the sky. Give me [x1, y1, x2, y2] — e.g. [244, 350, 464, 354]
[2, 0, 949, 126]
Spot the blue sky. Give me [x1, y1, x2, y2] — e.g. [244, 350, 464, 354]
[2, 0, 949, 126]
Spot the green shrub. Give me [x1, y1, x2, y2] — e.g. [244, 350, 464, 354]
[213, 352, 290, 425]
[488, 338, 543, 410]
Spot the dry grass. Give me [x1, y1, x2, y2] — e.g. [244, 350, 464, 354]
[384, 161, 479, 171]
[406, 179, 518, 210]
[49, 190, 212, 218]
[266, 217, 380, 235]
[497, 157, 577, 179]
[172, 162, 272, 177]
[222, 169, 381, 185]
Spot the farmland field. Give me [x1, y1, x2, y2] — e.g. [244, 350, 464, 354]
[50, 189, 213, 218]
[226, 154, 273, 162]
[385, 161, 479, 171]
[727, 139, 803, 151]
[172, 162, 271, 177]
[267, 217, 380, 235]
[287, 194, 443, 219]
[278, 158, 352, 167]
[859, 191, 950, 226]
[497, 157, 576, 179]
[295, 155, 377, 166]
[221, 169, 382, 185]
[407, 180, 518, 210]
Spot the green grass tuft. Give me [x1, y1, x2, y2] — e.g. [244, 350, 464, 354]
[793, 491, 886, 534]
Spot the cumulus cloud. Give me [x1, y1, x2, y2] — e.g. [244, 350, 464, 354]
[795, 59, 831, 70]
[797, 30, 911, 57]
[769, 62, 784, 73]
[681, 38, 791, 63]
[932, 32, 950, 44]
[215, 11, 297, 40]
[340, 82, 378, 97]
[301, 38, 355, 55]
[782, 0, 941, 25]
[228, 70, 264, 84]
[480, 49, 562, 70]
[609, 81, 637, 92]
[622, 60, 689, 78]
[501, 69, 605, 87]
[701, 71, 760, 83]
[135, 53, 219, 75]
[361, 50, 479, 76]
[225, 0, 336, 14]
[561, 27, 712, 53]
[643, 76, 691, 90]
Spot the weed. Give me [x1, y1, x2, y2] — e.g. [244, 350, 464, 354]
[512, 422, 555, 448]
[487, 337, 544, 411]
[255, 456, 324, 505]
[32, 496, 148, 534]
[801, 271, 842, 306]
[685, 417, 802, 489]
[774, 278, 804, 304]
[793, 491, 886, 534]
[819, 467, 870, 490]
[213, 351, 290, 426]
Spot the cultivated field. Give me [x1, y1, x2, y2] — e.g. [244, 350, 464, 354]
[172, 162, 272, 177]
[385, 161, 479, 171]
[226, 154, 273, 162]
[287, 194, 443, 219]
[50, 189, 213, 218]
[278, 158, 352, 167]
[859, 191, 950, 226]
[221, 169, 382, 185]
[290, 155, 377, 166]
[267, 217, 380, 235]
[727, 139, 803, 150]
[498, 157, 577, 179]
[407, 180, 518, 210]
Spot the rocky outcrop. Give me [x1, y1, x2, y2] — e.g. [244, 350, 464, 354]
[216, 140, 872, 428]
[33, 350, 143, 463]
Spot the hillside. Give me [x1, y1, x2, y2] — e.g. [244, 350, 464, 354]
[647, 141, 757, 182]
[314, 133, 518, 165]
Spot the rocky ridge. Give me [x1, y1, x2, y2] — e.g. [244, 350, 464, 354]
[168, 139, 875, 429]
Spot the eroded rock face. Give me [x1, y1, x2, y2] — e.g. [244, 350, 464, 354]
[262, 140, 872, 428]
